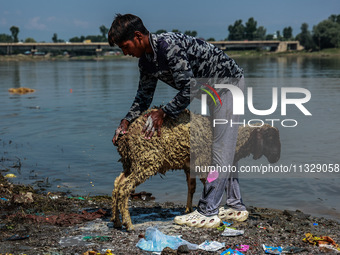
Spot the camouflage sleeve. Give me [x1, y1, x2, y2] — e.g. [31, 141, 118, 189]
[161, 49, 194, 119]
[124, 71, 158, 122]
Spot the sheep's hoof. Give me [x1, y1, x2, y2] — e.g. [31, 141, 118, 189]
[114, 223, 123, 229]
[111, 218, 123, 229]
[126, 225, 135, 232]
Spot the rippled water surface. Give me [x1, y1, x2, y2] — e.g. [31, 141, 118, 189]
[1, 56, 339, 220]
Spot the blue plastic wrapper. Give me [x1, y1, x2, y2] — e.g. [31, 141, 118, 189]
[136, 227, 198, 252]
[262, 244, 283, 254]
[220, 248, 243, 255]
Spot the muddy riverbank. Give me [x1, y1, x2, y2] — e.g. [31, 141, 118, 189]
[1, 173, 339, 254]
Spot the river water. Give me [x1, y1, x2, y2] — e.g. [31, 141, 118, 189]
[1, 55, 339, 220]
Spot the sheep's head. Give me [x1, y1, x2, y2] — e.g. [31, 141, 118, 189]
[252, 125, 281, 163]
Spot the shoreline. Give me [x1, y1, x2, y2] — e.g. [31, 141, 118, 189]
[1, 48, 340, 62]
[1, 173, 339, 254]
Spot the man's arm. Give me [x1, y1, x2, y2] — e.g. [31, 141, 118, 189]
[161, 51, 195, 119]
[112, 71, 157, 145]
[124, 71, 158, 122]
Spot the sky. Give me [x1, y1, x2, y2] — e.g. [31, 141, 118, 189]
[1, 0, 339, 42]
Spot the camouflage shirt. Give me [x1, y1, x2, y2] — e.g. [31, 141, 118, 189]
[124, 32, 243, 122]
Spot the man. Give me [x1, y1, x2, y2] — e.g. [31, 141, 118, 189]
[108, 13, 248, 228]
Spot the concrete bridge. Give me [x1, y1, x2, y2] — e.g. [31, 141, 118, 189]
[0, 42, 118, 55]
[0, 40, 303, 55]
[210, 40, 304, 52]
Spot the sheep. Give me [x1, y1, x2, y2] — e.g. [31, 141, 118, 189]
[112, 109, 281, 231]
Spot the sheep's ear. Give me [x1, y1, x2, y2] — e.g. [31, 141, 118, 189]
[253, 129, 263, 160]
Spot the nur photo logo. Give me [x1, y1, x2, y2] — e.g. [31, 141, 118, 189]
[200, 83, 223, 115]
[199, 82, 312, 128]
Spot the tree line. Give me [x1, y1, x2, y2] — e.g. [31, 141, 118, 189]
[224, 15, 340, 50]
[0, 14, 339, 50]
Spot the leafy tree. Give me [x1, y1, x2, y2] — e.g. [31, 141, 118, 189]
[206, 37, 215, 41]
[255, 26, 266, 40]
[245, 17, 257, 40]
[266, 34, 274, 40]
[52, 33, 64, 43]
[85, 35, 105, 42]
[283, 26, 293, 40]
[328, 14, 340, 24]
[100, 25, 109, 39]
[172, 29, 181, 33]
[295, 23, 314, 50]
[155, 29, 167, 34]
[313, 16, 340, 49]
[228, 19, 245, 40]
[184, 30, 197, 37]
[69, 36, 85, 42]
[25, 37, 36, 43]
[52, 33, 58, 43]
[0, 33, 13, 42]
[10, 26, 19, 42]
[276, 30, 282, 40]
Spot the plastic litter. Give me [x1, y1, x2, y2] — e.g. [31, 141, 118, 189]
[198, 240, 225, 251]
[236, 244, 249, 252]
[318, 244, 340, 253]
[303, 233, 340, 252]
[303, 232, 339, 246]
[220, 248, 243, 255]
[136, 227, 198, 252]
[4, 174, 16, 178]
[217, 221, 233, 231]
[262, 244, 283, 254]
[5, 234, 29, 241]
[223, 221, 233, 226]
[83, 249, 114, 255]
[83, 236, 112, 242]
[257, 223, 267, 230]
[221, 227, 244, 236]
[68, 196, 86, 200]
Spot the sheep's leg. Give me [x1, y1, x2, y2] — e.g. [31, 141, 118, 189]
[111, 172, 126, 228]
[185, 169, 196, 213]
[117, 188, 133, 231]
[112, 189, 122, 228]
[252, 128, 264, 160]
[117, 175, 138, 231]
[118, 165, 158, 231]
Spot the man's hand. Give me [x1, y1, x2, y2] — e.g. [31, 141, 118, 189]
[142, 109, 166, 139]
[112, 119, 129, 145]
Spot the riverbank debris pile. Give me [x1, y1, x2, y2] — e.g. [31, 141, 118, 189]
[8, 87, 36, 94]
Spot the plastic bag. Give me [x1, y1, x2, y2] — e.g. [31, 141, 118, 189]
[221, 227, 244, 236]
[236, 244, 250, 252]
[198, 240, 225, 251]
[136, 227, 198, 252]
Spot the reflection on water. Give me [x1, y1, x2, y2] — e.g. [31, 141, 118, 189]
[0, 56, 339, 220]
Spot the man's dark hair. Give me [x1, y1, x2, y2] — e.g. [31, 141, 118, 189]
[108, 14, 149, 46]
